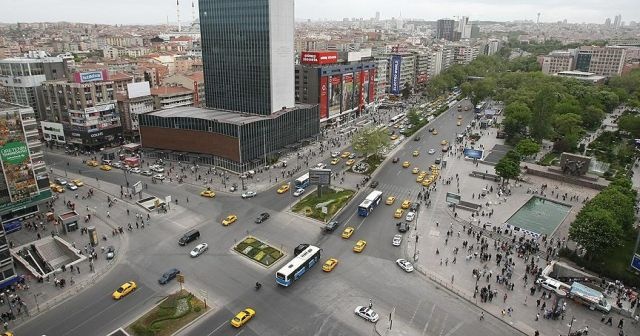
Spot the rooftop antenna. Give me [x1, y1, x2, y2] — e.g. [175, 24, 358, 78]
[177, 0, 181, 32]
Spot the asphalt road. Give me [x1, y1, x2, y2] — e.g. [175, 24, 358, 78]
[17, 99, 522, 336]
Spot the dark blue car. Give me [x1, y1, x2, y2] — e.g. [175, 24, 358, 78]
[158, 268, 181, 285]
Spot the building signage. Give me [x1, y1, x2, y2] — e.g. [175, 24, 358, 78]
[73, 70, 109, 84]
[463, 148, 484, 159]
[319, 76, 329, 120]
[0, 112, 38, 203]
[390, 55, 402, 95]
[0, 142, 29, 165]
[85, 103, 116, 113]
[301, 51, 339, 65]
[369, 69, 376, 101]
[632, 254, 640, 272]
[309, 168, 332, 186]
[90, 132, 104, 138]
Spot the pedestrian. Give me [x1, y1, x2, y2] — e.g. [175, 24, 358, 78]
[606, 316, 613, 326]
[106, 211, 110, 218]
[503, 293, 507, 302]
[451, 274, 455, 284]
[479, 312, 484, 320]
[536, 299, 540, 307]
[534, 331, 539, 336]
[618, 318, 624, 328]
[535, 313, 539, 321]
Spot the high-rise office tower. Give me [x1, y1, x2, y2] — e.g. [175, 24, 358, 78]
[614, 14, 622, 28]
[139, 0, 319, 172]
[605, 18, 611, 27]
[436, 19, 457, 41]
[375, 11, 380, 21]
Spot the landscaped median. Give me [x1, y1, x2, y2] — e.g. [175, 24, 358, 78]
[127, 290, 208, 336]
[234, 236, 284, 267]
[291, 186, 355, 222]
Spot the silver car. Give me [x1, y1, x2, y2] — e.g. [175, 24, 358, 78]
[190, 243, 208, 257]
[405, 211, 415, 222]
[392, 234, 402, 246]
[396, 258, 414, 272]
[354, 306, 379, 322]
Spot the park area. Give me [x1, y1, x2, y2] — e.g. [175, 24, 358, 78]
[233, 236, 284, 267]
[291, 186, 355, 222]
[127, 290, 207, 336]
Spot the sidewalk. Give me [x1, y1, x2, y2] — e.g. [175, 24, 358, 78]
[405, 124, 635, 336]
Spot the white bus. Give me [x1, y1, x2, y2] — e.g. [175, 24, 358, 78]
[389, 113, 405, 125]
[358, 190, 383, 216]
[275, 245, 321, 287]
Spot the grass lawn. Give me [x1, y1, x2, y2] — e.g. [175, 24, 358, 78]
[233, 236, 284, 267]
[127, 290, 207, 336]
[291, 186, 355, 222]
[537, 152, 560, 166]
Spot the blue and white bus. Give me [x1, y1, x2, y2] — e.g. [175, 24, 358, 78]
[294, 173, 310, 189]
[389, 113, 405, 126]
[358, 190, 383, 216]
[275, 245, 321, 287]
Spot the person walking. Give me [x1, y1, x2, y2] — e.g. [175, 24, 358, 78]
[479, 312, 484, 320]
[618, 318, 624, 328]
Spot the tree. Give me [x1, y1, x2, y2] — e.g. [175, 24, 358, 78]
[569, 208, 623, 260]
[552, 113, 583, 137]
[515, 138, 540, 158]
[494, 151, 521, 183]
[460, 82, 472, 99]
[588, 187, 636, 232]
[529, 87, 557, 142]
[502, 102, 532, 141]
[401, 83, 412, 99]
[406, 108, 421, 129]
[581, 106, 605, 131]
[618, 114, 640, 138]
[351, 126, 390, 159]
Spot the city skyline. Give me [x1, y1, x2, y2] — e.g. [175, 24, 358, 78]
[0, 0, 638, 25]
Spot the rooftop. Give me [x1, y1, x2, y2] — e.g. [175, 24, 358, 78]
[150, 86, 192, 96]
[146, 104, 316, 125]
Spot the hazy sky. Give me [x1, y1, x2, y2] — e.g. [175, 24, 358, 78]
[1, 0, 638, 25]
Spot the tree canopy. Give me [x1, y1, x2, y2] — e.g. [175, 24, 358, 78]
[351, 126, 390, 159]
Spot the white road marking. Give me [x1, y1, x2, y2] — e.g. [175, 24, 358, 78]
[422, 303, 436, 336]
[443, 321, 464, 336]
[206, 321, 228, 336]
[438, 313, 449, 336]
[408, 299, 425, 326]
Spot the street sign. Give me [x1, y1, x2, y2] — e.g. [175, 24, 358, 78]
[309, 168, 332, 186]
[445, 192, 461, 204]
[177, 274, 184, 283]
[132, 181, 142, 194]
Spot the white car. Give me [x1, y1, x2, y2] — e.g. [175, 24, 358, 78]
[66, 183, 78, 191]
[241, 191, 257, 199]
[354, 306, 379, 322]
[316, 163, 327, 169]
[331, 151, 340, 158]
[141, 171, 153, 176]
[396, 258, 414, 272]
[428, 149, 436, 155]
[392, 234, 402, 246]
[111, 162, 123, 169]
[130, 167, 141, 174]
[405, 211, 415, 222]
[153, 174, 165, 180]
[190, 243, 208, 257]
[293, 188, 305, 197]
[151, 166, 164, 173]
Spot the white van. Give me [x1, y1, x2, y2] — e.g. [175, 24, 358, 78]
[536, 278, 570, 297]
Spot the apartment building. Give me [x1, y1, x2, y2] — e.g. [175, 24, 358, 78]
[541, 51, 574, 75]
[150, 86, 193, 110]
[575, 46, 627, 77]
[162, 72, 205, 107]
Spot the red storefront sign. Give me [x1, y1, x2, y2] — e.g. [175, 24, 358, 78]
[301, 51, 339, 65]
[320, 76, 328, 119]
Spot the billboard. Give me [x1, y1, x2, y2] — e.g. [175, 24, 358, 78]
[369, 69, 376, 102]
[342, 74, 354, 112]
[74, 70, 109, 83]
[301, 51, 338, 65]
[390, 55, 402, 95]
[361, 70, 369, 108]
[463, 148, 484, 159]
[0, 111, 37, 203]
[328, 75, 342, 116]
[309, 168, 331, 186]
[127, 81, 151, 99]
[319, 76, 329, 120]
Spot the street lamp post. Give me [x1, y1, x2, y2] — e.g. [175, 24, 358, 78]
[567, 316, 576, 336]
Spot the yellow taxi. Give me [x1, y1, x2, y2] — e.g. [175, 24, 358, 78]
[412, 150, 419, 157]
[341, 227, 355, 239]
[390, 134, 399, 140]
[394, 208, 404, 219]
[222, 214, 238, 226]
[71, 179, 84, 187]
[230, 308, 256, 328]
[346, 159, 356, 166]
[457, 121, 462, 126]
[401, 200, 411, 209]
[86, 160, 98, 167]
[441, 140, 448, 146]
[422, 178, 434, 187]
[416, 175, 425, 183]
[402, 161, 410, 168]
[50, 184, 64, 193]
[432, 170, 440, 178]
[277, 184, 290, 194]
[386, 196, 396, 205]
[322, 258, 339, 272]
[100, 164, 112, 171]
[419, 171, 428, 177]
[112, 281, 137, 300]
[2, 332, 14, 336]
[430, 164, 439, 171]
[432, 129, 438, 135]
[331, 158, 341, 165]
[411, 167, 420, 174]
[200, 189, 216, 198]
[341, 151, 351, 158]
[353, 240, 367, 253]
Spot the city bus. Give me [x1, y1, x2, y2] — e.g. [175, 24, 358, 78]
[275, 245, 321, 287]
[389, 113, 405, 125]
[358, 190, 383, 216]
[294, 173, 310, 189]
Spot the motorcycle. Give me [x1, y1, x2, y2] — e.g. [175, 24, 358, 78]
[255, 282, 262, 291]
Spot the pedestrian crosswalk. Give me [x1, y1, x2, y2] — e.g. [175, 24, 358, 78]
[372, 181, 422, 201]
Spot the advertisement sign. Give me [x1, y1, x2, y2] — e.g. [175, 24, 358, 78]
[446, 192, 461, 204]
[390, 55, 402, 95]
[309, 168, 332, 186]
[73, 70, 109, 84]
[342, 74, 354, 112]
[319, 76, 329, 120]
[369, 69, 376, 101]
[328, 75, 342, 116]
[463, 148, 484, 159]
[85, 103, 116, 113]
[0, 111, 37, 203]
[631, 254, 640, 272]
[127, 81, 151, 99]
[301, 51, 338, 65]
[360, 70, 368, 109]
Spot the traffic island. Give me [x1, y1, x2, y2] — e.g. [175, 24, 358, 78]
[291, 186, 355, 221]
[233, 236, 284, 267]
[126, 290, 207, 336]
[354, 155, 384, 175]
